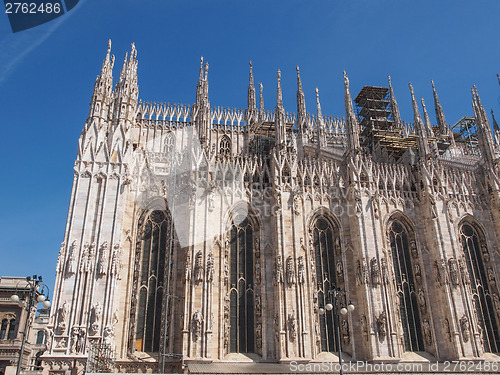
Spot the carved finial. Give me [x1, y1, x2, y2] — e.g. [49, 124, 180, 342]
[247, 60, 257, 117]
[343, 70, 361, 154]
[492, 110, 500, 132]
[315, 87, 323, 119]
[259, 82, 264, 121]
[410, 83, 431, 159]
[199, 57, 204, 80]
[421, 97, 434, 137]
[204, 62, 209, 80]
[296, 66, 302, 90]
[106, 39, 111, 58]
[388, 75, 402, 128]
[131, 42, 136, 59]
[471, 86, 496, 166]
[431, 80, 448, 136]
[276, 69, 283, 108]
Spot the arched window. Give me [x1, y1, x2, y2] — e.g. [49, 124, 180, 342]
[219, 136, 231, 159]
[163, 132, 175, 154]
[229, 214, 255, 353]
[313, 216, 340, 352]
[135, 210, 174, 353]
[460, 222, 500, 353]
[36, 330, 45, 345]
[34, 351, 43, 368]
[0, 319, 7, 340]
[388, 219, 424, 352]
[7, 319, 16, 340]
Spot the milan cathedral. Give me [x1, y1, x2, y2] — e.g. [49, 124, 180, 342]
[42, 41, 500, 373]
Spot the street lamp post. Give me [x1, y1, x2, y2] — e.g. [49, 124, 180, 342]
[318, 287, 354, 375]
[10, 275, 51, 375]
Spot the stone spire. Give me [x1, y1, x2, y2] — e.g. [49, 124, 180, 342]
[421, 98, 434, 138]
[113, 42, 138, 123]
[409, 83, 431, 160]
[343, 71, 361, 155]
[193, 57, 210, 147]
[388, 76, 401, 128]
[89, 39, 115, 120]
[259, 82, 265, 122]
[315, 88, 326, 149]
[246, 61, 257, 124]
[472, 87, 497, 167]
[492, 110, 500, 145]
[274, 70, 286, 148]
[296, 66, 307, 132]
[431, 80, 448, 137]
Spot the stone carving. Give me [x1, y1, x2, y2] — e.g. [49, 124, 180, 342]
[434, 259, 448, 286]
[255, 261, 261, 285]
[56, 337, 67, 349]
[443, 318, 452, 342]
[191, 311, 203, 341]
[185, 253, 191, 282]
[57, 301, 68, 334]
[76, 328, 86, 354]
[256, 323, 262, 349]
[98, 242, 109, 276]
[286, 256, 296, 286]
[481, 243, 490, 263]
[67, 240, 77, 274]
[418, 288, 426, 310]
[361, 315, 369, 341]
[287, 311, 297, 341]
[458, 257, 470, 285]
[460, 315, 470, 342]
[103, 326, 114, 347]
[493, 294, 500, 317]
[194, 251, 203, 284]
[377, 311, 387, 340]
[336, 260, 344, 283]
[44, 328, 53, 349]
[275, 255, 283, 285]
[223, 258, 229, 286]
[90, 302, 102, 335]
[449, 258, 459, 286]
[255, 294, 262, 317]
[206, 252, 214, 282]
[414, 263, 422, 285]
[111, 244, 122, 279]
[423, 319, 432, 345]
[70, 327, 79, 353]
[297, 256, 305, 284]
[334, 237, 341, 255]
[410, 240, 418, 259]
[487, 267, 496, 283]
[341, 319, 349, 345]
[56, 242, 66, 274]
[371, 258, 380, 286]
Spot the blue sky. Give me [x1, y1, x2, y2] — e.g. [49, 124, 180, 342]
[1, 0, 500, 295]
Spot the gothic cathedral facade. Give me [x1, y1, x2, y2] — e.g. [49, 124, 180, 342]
[42, 41, 500, 373]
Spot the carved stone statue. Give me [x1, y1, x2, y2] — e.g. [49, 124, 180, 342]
[255, 294, 262, 317]
[67, 240, 77, 274]
[56, 242, 66, 274]
[90, 302, 102, 334]
[193, 251, 203, 284]
[410, 240, 418, 259]
[423, 319, 432, 345]
[256, 323, 262, 349]
[206, 252, 214, 282]
[286, 256, 296, 286]
[57, 301, 68, 334]
[185, 253, 191, 282]
[223, 258, 229, 286]
[371, 258, 380, 286]
[460, 315, 470, 342]
[297, 256, 305, 284]
[76, 328, 86, 354]
[70, 327, 79, 353]
[274, 254, 283, 283]
[418, 288, 426, 310]
[481, 243, 490, 263]
[336, 260, 344, 283]
[192, 311, 203, 341]
[98, 242, 109, 276]
[434, 259, 449, 286]
[360, 315, 368, 340]
[111, 244, 122, 279]
[356, 260, 364, 286]
[341, 319, 349, 345]
[255, 261, 262, 285]
[414, 263, 422, 285]
[377, 311, 387, 340]
[449, 258, 459, 286]
[334, 237, 341, 255]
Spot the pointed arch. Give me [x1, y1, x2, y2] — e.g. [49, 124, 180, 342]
[308, 207, 342, 353]
[458, 217, 500, 353]
[386, 213, 425, 352]
[224, 202, 260, 354]
[132, 205, 175, 353]
[163, 131, 175, 154]
[219, 135, 231, 159]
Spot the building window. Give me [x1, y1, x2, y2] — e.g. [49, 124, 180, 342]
[313, 216, 341, 353]
[7, 319, 16, 340]
[163, 132, 175, 154]
[135, 210, 174, 353]
[0, 319, 7, 340]
[388, 219, 424, 352]
[219, 136, 231, 159]
[229, 214, 255, 353]
[460, 223, 500, 353]
[36, 330, 45, 345]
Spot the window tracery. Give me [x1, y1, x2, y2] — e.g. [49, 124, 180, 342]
[460, 222, 500, 353]
[219, 136, 231, 159]
[388, 219, 424, 352]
